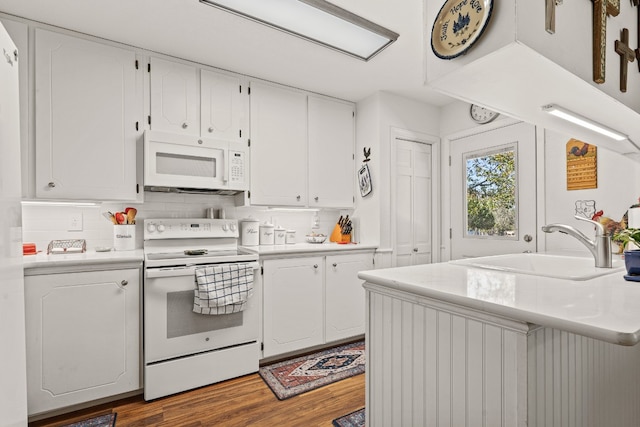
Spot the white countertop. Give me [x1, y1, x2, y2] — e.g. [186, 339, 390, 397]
[24, 249, 144, 271]
[358, 256, 640, 346]
[241, 242, 377, 256]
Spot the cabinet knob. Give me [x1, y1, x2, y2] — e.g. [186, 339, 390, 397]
[413, 248, 418, 252]
[182, 122, 188, 129]
[313, 264, 318, 269]
[208, 127, 214, 133]
[197, 139, 203, 145]
[296, 195, 301, 201]
[314, 196, 319, 202]
[332, 263, 337, 267]
[48, 182, 55, 188]
[120, 280, 128, 286]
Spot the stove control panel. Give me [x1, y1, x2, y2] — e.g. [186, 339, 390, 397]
[144, 219, 239, 240]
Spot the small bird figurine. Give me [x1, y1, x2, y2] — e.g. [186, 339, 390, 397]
[592, 210, 627, 253]
[570, 143, 590, 157]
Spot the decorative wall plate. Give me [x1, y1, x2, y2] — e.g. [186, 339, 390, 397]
[431, 0, 494, 60]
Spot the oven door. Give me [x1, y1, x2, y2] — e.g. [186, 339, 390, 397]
[144, 262, 259, 364]
[144, 131, 247, 191]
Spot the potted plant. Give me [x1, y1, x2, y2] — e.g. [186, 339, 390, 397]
[613, 228, 640, 277]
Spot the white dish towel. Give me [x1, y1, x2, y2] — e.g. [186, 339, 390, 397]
[194, 263, 254, 315]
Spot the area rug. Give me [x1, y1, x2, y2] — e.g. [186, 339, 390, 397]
[332, 408, 365, 427]
[259, 340, 365, 400]
[61, 413, 116, 427]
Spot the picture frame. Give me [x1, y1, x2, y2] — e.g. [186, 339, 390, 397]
[358, 164, 372, 197]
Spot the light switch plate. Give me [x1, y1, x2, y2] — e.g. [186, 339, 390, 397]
[68, 212, 83, 231]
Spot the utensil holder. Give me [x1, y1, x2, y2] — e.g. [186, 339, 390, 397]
[113, 225, 135, 251]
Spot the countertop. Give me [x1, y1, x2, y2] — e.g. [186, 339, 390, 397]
[23, 249, 144, 271]
[358, 255, 640, 346]
[241, 242, 377, 256]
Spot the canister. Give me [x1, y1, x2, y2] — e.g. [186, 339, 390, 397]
[285, 229, 296, 244]
[274, 226, 286, 245]
[240, 218, 260, 246]
[259, 222, 275, 245]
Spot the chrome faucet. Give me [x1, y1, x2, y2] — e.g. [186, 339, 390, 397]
[541, 215, 612, 268]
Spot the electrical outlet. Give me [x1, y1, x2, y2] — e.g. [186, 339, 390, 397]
[68, 212, 83, 231]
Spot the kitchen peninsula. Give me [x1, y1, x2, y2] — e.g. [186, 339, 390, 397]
[359, 256, 640, 427]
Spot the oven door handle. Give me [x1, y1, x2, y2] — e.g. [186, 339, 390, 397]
[145, 261, 260, 279]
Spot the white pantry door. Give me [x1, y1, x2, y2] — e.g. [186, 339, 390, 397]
[393, 135, 434, 267]
[450, 122, 537, 259]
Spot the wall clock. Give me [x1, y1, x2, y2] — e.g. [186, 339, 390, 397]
[470, 104, 499, 124]
[431, 0, 494, 60]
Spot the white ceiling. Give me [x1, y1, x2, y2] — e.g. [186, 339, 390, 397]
[0, 0, 455, 106]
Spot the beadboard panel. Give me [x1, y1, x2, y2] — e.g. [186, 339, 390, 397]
[366, 286, 529, 427]
[527, 327, 640, 427]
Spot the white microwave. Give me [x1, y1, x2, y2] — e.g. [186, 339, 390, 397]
[144, 131, 248, 194]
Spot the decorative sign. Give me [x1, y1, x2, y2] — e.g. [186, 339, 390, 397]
[566, 139, 597, 191]
[358, 164, 372, 197]
[591, 0, 620, 84]
[431, 0, 494, 59]
[575, 200, 597, 219]
[615, 28, 635, 92]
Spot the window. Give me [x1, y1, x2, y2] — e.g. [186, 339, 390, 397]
[463, 144, 517, 239]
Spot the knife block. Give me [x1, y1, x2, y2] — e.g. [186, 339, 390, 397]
[330, 224, 341, 242]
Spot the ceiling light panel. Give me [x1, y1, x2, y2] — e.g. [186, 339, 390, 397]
[199, 0, 399, 60]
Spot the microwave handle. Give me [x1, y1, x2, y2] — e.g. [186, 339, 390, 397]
[222, 149, 229, 183]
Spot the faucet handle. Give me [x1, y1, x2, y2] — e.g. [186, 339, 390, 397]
[574, 215, 607, 236]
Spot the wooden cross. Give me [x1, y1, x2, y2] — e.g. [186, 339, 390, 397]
[591, 0, 620, 84]
[634, 0, 640, 71]
[615, 28, 635, 93]
[545, 0, 563, 34]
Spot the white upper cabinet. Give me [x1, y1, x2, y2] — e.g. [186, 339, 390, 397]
[249, 83, 355, 208]
[201, 69, 245, 142]
[308, 96, 354, 209]
[150, 58, 247, 142]
[35, 29, 141, 200]
[150, 57, 199, 136]
[249, 82, 307, 207]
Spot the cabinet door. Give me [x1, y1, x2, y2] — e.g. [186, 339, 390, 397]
[249, 82, 307, 206]
[35, 29, 139, 200]
[150, 57, 199, 136]
[325, 253, 373, 342]
[201, 69, 246, 142]
[262, 257, 324, 358]
[24, 269, 140, 415]
[308, 96, 355, 208]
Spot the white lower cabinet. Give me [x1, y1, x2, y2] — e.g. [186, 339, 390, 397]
[262, 251, 373, 358]
[262, 256, 324, 358]
[24, 267, 141, 416]
[325, 253, 373, 342]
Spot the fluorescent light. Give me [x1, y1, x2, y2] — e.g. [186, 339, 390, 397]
[541, 104, 628, 141]
[199, 0, 399, 61]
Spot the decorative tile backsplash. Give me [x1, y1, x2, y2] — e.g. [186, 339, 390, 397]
[22, 192, 347, 252]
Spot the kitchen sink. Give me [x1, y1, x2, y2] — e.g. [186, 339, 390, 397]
[450, 253, 625, 281]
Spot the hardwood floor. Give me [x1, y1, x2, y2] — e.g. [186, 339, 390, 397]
[29, 372, 365, 427]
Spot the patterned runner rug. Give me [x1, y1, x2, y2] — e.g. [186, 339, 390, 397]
[61, 413, 116, 427]
[259, 340, 365, 400]
[332, 408, 365, 427]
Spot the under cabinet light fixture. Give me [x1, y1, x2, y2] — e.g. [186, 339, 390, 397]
[21, 201, 100, 207]
[541, 104, 628, 141]
[199, 0, 399, 61]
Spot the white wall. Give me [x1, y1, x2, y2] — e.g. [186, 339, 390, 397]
[355, 91, 440, 266]
[543, 129, 640, 255]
